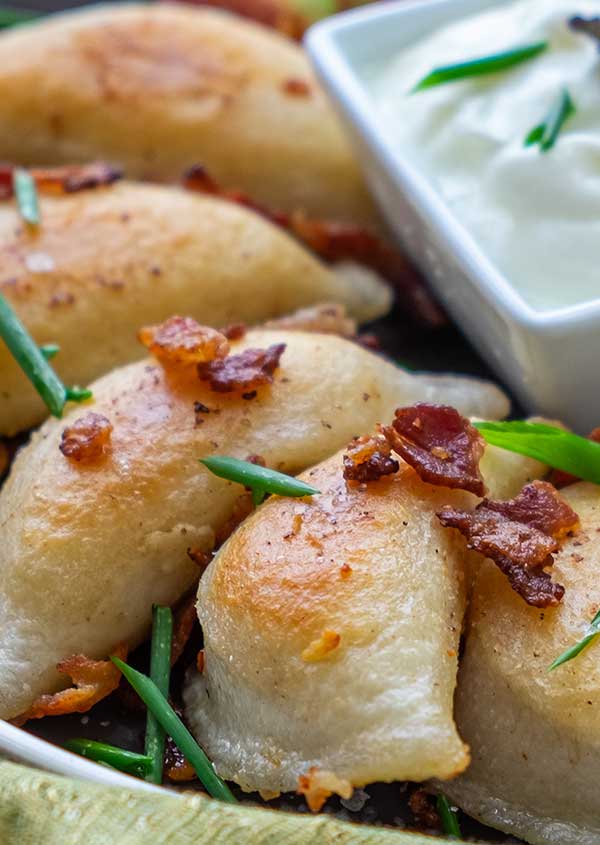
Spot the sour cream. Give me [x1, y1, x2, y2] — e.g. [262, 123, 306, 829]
[369, 0, 600, 312]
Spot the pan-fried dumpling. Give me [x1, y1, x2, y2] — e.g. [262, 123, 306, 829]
[0, 328, 508, 721]
[444, 481, 600, 845]
[183, 440, 548, 795]
[0, 181, 389, 436]
[0, 3, 376, 225]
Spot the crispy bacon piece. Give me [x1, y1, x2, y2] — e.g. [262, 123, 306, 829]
[221, 322, 247, 341]
[170, 593, 199, 666]
[139, 316, 229, 367]
[12, 643, 127, 726]
[438, 481, 579, 607]
[215, 492, 255, 546]
[181, 165, 444, 326]
[264, 303, 357, 338]
[382, 404, 486, 496]
[409, 789, 441, 830]
[0, 441, 8, 478]
[0, 162, 122, 199]
[197, 343, 285, 392]
[343, 434, 399, 483]
[297, 767, 353, 813]
[552, 426, 600, 488]
[165, 735, 198, 783]
[59, 412, 113, 463]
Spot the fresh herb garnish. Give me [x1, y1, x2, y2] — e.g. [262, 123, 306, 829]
[474, 421, 600, 484]
[13, 167, 39, 226]
[200, 456, 319, 506]
[0, 293, 66, 417]
[64, 738, 153, 778]
[112, 656, 236, 802]
[549, 609, 600, 671]
[65, 386, 93, 403]
[436, 793, 462, 839]
[39, 343, 60, 361]
[0, 5, 39, 28]
[525, 88, 575, 152]
[412, 41, 548, 93]
[145, 605, 173, 784]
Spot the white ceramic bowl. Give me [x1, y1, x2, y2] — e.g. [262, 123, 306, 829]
[307, 0, 600, 432]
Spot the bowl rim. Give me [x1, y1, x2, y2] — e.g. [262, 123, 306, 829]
[306, 0, 600, 334]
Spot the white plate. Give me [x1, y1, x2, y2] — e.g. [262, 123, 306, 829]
[306, 0, 600, 431]
[0, 718, 163, 793]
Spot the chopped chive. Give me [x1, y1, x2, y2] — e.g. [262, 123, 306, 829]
[64, 738, 153, 778]
[0, 6, 39, 27]
[13, 168, 39, 226]
[436, 793, 462, 839]
[412, 41, 548, 92]
[65, 386, 93, 403]
[39, 343, 60, 361]
[524, 88, 575, 152]
[0, 293, 65, 417]
[549, 609, 600, 671]
[474, 420, 600, 484]
[200, 456, 319, 504]
[112, 656, 236, 803]
[145, 605, 173, 784]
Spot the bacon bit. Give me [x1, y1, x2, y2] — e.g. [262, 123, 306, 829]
[282, 78, 311, 96]
[246, 453, 266, 467]
[263, 303, 357, 338]
[552, 426, 600, 488]
[221, 322, 247, 341]
[181, 166, 443, 327]
[297, 767, 353, 813]
[170, 594, 199, 666]
[197, 343, 285, 393]
[357, 333, 381, 351]
[215, 492, 255, 546]
[382, 404, 486, 496]
[409, 788, 441, 830]
[12, 643, 127, 726]
[302, 630, 341, 662]
[340, 563, 352, 579]
[0, 162, 122, 198]
[438, 481, 579, 607]
[196, 649, 205, 674]
[187, 547, 212, 570]
[165, 733, 197, 783]
[59, 413, 113, 463]
[0, 441, 8, 478]
[343, 433, 399, 483]
[138, 316, 229, 367]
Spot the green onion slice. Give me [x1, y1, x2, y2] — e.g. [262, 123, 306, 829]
[549, 609, 600, 671]
[64, 738, 153, 779]
[65, 386, 93, 403]
[436, 793, 462, 839]
[413, 41, 548, 93]
[145, 605, 173, 784]
[474, 420, 600, 484]
[200, 456, 319, 503]
[0, 6, 39, 27]
[13, 168, 40, 226]
[525, 88, 576, 152]
[0, 293, 66, 417]
[112, 656, 236, 803]
[39, 342, 60, 361]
